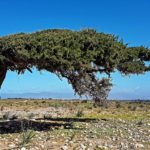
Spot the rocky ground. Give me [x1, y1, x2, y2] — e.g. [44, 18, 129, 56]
[0, 99, 149, 150]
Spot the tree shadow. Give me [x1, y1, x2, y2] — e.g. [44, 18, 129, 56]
[0, 117, 97, 134]
[0, 119, 71, 134]
[36, 117, 97, 122]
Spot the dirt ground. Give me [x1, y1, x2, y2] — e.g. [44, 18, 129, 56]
[0, 99, 149, 150]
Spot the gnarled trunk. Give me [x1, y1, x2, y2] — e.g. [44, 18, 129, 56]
[93, 98, 108, 107]
[0, 65, 7, 88]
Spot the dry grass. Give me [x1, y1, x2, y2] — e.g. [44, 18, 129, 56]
[0, 99, 149, 149]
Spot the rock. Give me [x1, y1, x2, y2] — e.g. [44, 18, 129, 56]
[65, 139, 69, 143]
[9, 144, 15, 148]
[108, 145, 114, 148]
[15, 138, 19, 142]
[69, 141, 73, 145]
[21, 147, 26, 150]
[132, 138, 136, 142]
[89, 143, 93, 146]
[60, 125, 64, 129]
[112, 136, 116, 141]
[135, 143, 144, 148]
[120, 142, 129, 149]
[80, 144, 86, 150]
[96, 145, 108, 150]
[91, 135, 95, 138]
[120, 142, 124, 147]
[38, 137, 42, 140]
[61, 145, 68, 150]
[40, 144, 44, 148]
[129, 143, 135, 149]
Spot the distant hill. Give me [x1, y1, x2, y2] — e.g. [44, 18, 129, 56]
[0, 91, 79, 99]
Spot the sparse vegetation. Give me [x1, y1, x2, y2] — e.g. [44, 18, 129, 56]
[115, 101, 122, 108]
[2, 111, 11, 120]
[0, 105, 4, 111]
[76, 109, 84, 117]
[20, 129, 36, 147]
[137, 119, 144, 126]
[0, 99, 149, 149]
[128, 105, 137, 111]
[27, 113, 35, 120]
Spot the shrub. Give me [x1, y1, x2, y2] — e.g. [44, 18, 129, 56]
[9, 114, 18, 120]
[2, 112, 11, 120]
[20, 130, 35, 146]
[128, 105, 136, 111]
[81, 100, 88, 103]
[115, 101, 122, 108]
[76, 110, 84, 117]
[27, 113, 35, 119]
[0, 105, 4, 111]
[137, 120, 143, 126]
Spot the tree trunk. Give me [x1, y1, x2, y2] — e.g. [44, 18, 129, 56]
[0, 66, 7, 88]
[94, 98, 108, 107]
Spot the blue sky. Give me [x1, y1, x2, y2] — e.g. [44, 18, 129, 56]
[0, 0, 150, 99]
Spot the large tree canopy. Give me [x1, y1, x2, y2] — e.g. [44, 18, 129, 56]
[0, 29, 150, 105]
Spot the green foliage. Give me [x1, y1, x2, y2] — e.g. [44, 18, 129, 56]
[0, 29, 150, 105]
[20, 129, 35, 146]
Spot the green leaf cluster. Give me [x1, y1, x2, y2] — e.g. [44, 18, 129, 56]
[0, 29, 150, 105]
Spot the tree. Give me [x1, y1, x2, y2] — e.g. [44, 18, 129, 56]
[0, 29, 150, 106]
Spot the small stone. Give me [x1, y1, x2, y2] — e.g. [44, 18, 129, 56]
[15, 138, 19, 142]
[135, 143, 144, 148]
[120, 142, 124, 147]
[69, 141, 73, 144]
[84, 137, 88, 141]
[9, 144, 15, 148]
[61, 145, 68, 150]
[21, 147, 26, 150]
[96, 145, 108, 150]
[108, 145, 114, 148]
[112, 137, 116, 141]
[89, 143, 93, 146]
[65, 139, 69, 143]
[60, 125, 64, 129]
[40, 144, 44, 148]
[80, 144, 86, 150]
[91, 135, 95, 138]
[38, 137, 42, 140]
[129, 143, 135, 149]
